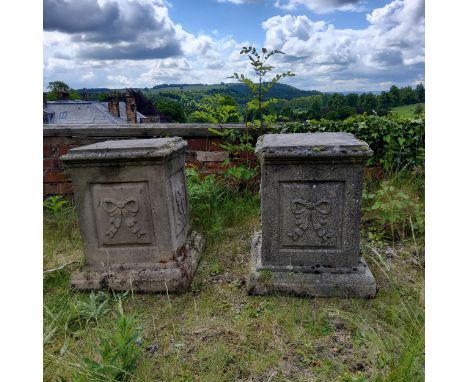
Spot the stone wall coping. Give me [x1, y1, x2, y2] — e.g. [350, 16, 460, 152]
[43, 123, 257, 138]
[61, 137, 186, 166]
[255, 132, 373, 161]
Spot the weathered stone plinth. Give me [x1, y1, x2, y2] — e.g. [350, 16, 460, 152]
[247, 232, 375, 298]
[71, 231, 203, 292]
[61, 138, 204, 293]
[248, 132, 376, 298]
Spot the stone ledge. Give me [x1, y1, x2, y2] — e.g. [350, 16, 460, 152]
[44, 124, 258, 138]
[70, 231, 204, 293]
[247, 232, 377, 298]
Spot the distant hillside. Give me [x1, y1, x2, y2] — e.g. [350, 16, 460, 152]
[148, 82, 320, 101]
[75, 83, 320, 106]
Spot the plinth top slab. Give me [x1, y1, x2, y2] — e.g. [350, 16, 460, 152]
[61, 137, 186, 165]
[256, 132, 372, 161]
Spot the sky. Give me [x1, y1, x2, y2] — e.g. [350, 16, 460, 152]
[43, 0, 425, 92]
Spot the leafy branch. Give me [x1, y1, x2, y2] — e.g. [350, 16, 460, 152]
[228, 46, 295, 133]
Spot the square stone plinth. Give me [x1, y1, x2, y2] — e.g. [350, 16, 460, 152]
[61, 138, 204, 293]
[251, 132, 376, 298]
[247, 232, 376, 298]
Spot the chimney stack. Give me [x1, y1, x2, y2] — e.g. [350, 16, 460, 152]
[57, 87, 70, 101]
[125, 93, 137, 123]
[107, 91, 120, 118]
[82, 89, 89, 101]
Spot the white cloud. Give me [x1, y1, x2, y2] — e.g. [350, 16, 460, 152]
[81, 72, 95, 80]
[106, 75, 134, 87]
[274, 0, 366, 13]
[43, 0, 424, 92]
[217, 0, 261, 4]
[262, 0, 424, 90]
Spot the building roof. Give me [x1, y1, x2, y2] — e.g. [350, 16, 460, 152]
[44, 100, 146, 125]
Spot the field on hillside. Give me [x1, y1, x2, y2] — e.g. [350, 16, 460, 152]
[43, 168, 425, 382]
[391, 103, 425, 117]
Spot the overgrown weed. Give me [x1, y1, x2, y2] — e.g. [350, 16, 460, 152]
[362, 170, 424, 243]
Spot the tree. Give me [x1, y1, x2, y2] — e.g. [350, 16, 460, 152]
[389, 85, 401, 107]
[229, 46, 295, 133]
[47, 81, 70, 92]
[400, 86, 418, 105]
[328, 93, 347, 111]
[188, 94, 242, 123]
[154, 96, 186, 122]
[415, 83, 425, 103]
[325, 93, 355, 120]
[378, 91, 393, 110]
[359, 93, 378, 114]
[47, 80, 80, 101]
[345, 93, 359, 108]
[126, 89, 158, 116]
[306, 96, 323, 120]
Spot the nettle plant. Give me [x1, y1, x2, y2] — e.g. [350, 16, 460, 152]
[362, 180, 424, 242]
[229, 46, 295, 134]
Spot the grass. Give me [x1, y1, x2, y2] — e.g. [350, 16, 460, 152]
[44, 171, 424, 381]
[390, 103, 425, 118]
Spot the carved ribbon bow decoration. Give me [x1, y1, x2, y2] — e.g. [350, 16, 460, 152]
[101, 198, 146, 238]
[287, 198, 332, 243]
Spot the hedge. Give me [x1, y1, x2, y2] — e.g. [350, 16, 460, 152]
[274, 114, 425, 171]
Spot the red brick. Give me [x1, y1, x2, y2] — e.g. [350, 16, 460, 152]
[205, 162, 222, 171]
[43, 172, 69, 183]
[43, 145, 52, 158]
[43, 159, 54, 170]
[209, 139, 226, 151]
[44, 183, 60, 195]
[187, 139, 208, 151]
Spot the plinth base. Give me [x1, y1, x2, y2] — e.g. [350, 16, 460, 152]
[71, 231, 204, 293]
[247, 232, 376, 298]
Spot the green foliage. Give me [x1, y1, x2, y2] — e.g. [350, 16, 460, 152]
[74, 291, 113, 326]
[44, 195, 69, 218]
[48, 81, 71, 92]
[73, 313, 143, 382]
[222, 164, 258, 191]
[47, 81, 81, 101]
[278, 114, 425, 172]
[391, 103, 425, 117]
[43, 196, 76, 234]
[154, 96, 186, 122]
[186, 167, 228, 211]
[209, 127, 255, 155]
[363, 179, 424, 241]
[188, 93, 242, 123]
[229, 46, 295, 130]
[415, 83, 425, 103]
[414, 103, 424, 115]
[44, 170, 424, 381]
[186, 166, 259, 243]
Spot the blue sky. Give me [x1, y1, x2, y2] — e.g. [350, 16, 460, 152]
[43, 0, 425, 92]
[169, 0, 381, 41]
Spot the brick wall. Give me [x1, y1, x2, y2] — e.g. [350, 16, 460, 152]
[43, 124, 259, 196]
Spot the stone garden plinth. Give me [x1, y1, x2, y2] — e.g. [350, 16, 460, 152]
[247, 133, 376, 298]
[61, 138, 204, 293]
